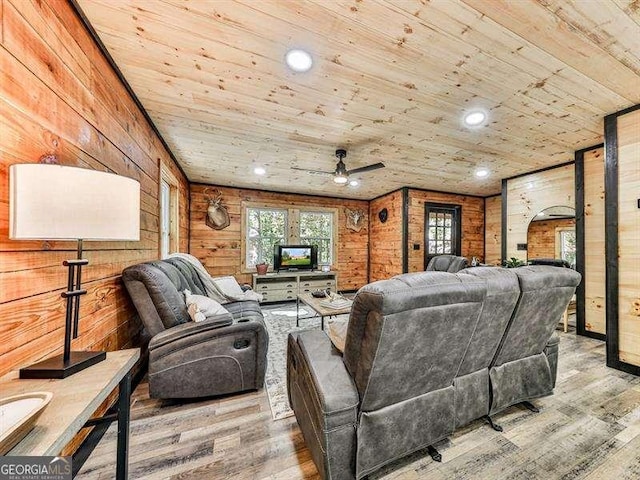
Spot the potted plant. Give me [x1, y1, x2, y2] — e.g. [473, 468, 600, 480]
[503, 257, 526, 268]
[255, 262, 268, 275]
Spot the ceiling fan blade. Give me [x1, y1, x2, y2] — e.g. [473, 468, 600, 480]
[291, 166, 334, 176]
[346, 162, 385, 175]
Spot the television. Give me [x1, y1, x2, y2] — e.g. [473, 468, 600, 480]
[274, 244, 318, 272]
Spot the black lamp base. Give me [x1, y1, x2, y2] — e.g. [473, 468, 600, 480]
[19, 351, 106, 379]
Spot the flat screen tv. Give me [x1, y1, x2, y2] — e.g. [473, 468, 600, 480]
[274, 244, 318, 272]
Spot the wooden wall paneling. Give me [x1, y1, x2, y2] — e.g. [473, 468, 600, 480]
[0, 0, 189, 455]
[484, 195, 502, 266]
[526, 218, 575, 260]
[582, 147, 606, 337]
[614, 109, 640, 368]
[407, 189, 485, 270]
[368, 190, 404, 282]
[189, 185, 369, 291]
[505, 164, 575, 261]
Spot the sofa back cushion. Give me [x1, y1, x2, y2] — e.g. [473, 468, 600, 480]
[343, 271, 486, 412]
[456, 267, 520, 376]
[164, 257, 208, 296]
[426, 255, 469, 273]
[492, 265, 581, 366]
[122, 262, 190, 333]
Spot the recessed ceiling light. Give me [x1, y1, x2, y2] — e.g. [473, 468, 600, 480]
[254, 166, 266, 175]
[475, 169, 489, 178]
[537, 212, 545, 217]
[464, 110, 487, 127]
[349, 180, 359, 187]
[285, 49, 313, 72]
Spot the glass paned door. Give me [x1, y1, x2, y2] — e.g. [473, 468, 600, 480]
[424, 203, 462, 268]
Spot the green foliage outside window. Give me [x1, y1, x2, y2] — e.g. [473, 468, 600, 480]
[299, 212, 333, 265]
[247, 208, 287, 267]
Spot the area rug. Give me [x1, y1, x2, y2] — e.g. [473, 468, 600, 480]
[262, 304, 348, 420]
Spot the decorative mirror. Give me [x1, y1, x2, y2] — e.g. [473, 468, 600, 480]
[378, 208, 388, 223]
[526, 205, 576, 267]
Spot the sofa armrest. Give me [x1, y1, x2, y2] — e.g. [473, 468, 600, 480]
[149, 313, 234, 351]
[288, 330, 359, 419]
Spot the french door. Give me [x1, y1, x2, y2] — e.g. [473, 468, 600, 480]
[424, 203, 462, 269]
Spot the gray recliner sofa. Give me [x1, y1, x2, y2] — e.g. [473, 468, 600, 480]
[426, 254, 469, 272]
[287, 266, 580, 479]
[122, 257, 268, 399]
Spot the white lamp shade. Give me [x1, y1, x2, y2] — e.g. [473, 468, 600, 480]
[10, 164, 140, 241]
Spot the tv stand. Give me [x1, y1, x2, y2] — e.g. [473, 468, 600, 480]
[252, 270, 337, 303]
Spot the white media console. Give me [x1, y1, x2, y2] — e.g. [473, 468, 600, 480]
[252, 270, 337, 303]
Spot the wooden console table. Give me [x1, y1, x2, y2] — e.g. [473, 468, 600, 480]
[1, 349, 139, 479]
[253, 270, 337, 303]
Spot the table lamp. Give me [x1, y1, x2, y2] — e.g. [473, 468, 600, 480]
[9, 163, 140, 379]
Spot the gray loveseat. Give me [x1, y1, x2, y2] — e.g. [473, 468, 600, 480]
[287, 266, 580, 479]
[122, 256, 268, 399]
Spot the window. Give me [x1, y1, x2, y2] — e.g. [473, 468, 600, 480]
[243, 204, 337, 271]
[299, 211, 333, 265]
[159, 166, 179, 259]
[246, 208, 287, 267]
[558, 229, 576, 267]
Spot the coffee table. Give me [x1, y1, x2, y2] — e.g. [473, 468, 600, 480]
[296, 293, 352, 330]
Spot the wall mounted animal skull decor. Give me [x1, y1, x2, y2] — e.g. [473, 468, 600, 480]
[204, 188, 231, 230]
[345, 207, 366, 232]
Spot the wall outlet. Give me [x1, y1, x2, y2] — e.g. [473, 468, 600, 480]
[413, 243, 420, 250]
[517, 243, 528, 251]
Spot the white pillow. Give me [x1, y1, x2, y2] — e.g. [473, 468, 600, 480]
[184, 289, 229, 322]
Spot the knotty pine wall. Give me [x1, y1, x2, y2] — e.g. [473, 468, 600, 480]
[189, 185, 369, 291]
[407, 189, 484, 271]
[0, 0, 189, 380]
[615, 109, 640, 367]
[527, 218, 575, 260]
[583, 147, 606, 336]
[484, 195, 502, 266]
[369, 190, 404, 282]
[505, 164, 575, 261]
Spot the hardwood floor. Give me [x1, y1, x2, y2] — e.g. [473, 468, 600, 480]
[77, 328, 640, 479]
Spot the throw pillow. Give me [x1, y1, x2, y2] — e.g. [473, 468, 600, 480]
[184, 289, 229, 322]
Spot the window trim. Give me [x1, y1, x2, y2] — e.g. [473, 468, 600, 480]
[159, 164, 179, 258]
[241, 201, 338, 273]
[556, 226, 576, 265]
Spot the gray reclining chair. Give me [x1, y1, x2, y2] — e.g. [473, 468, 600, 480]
[426, 254, 469, 272]
[123, 258, 268, 399]
[287, 272, 487, 479]
[452, 267, 521, 428]
[486, 266, 580, 415]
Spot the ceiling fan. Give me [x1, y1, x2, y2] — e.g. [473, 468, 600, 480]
[292, 149, 385, 185]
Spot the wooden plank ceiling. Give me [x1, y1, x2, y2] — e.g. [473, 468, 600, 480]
[75, 0, 640, 199]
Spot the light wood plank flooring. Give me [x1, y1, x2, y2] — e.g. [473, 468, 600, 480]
[77, 330, 640, 479]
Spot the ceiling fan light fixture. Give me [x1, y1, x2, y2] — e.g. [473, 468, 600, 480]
[334, 173, 349, 184]
[463, 110, 487, 127]
[285, 49, 313, 72]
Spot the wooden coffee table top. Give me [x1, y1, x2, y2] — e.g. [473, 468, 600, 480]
[298, 292, 353, 317]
